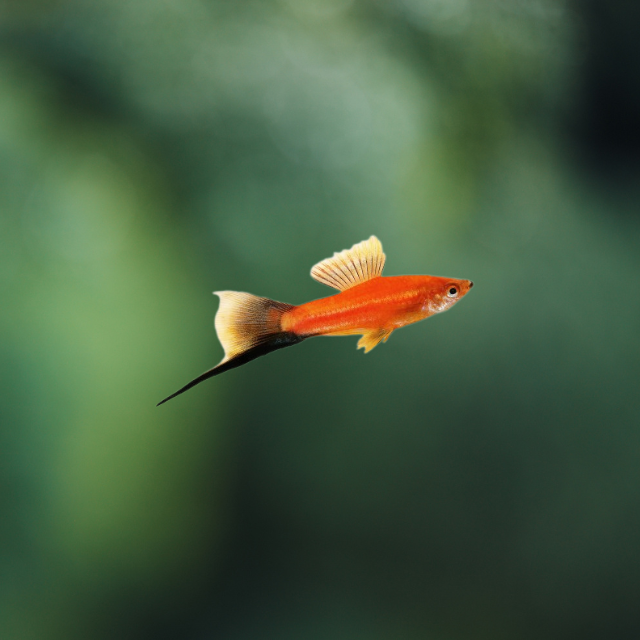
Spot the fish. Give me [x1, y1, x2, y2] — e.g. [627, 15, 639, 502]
[157, 236, 473, 405]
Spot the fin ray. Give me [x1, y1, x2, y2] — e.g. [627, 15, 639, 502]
[157, 292, 300, 405]
[311, 236, 386, 291]
[214, 291, 294, 361]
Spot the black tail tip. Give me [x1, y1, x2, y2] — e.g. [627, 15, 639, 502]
[156, 390, 182, 406]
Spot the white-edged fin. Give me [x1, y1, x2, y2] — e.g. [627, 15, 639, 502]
[157, 292, 299, 405]
[357, 329, 392, 353]
[310, 236, 386, 291]
[214, 291, 294, 362]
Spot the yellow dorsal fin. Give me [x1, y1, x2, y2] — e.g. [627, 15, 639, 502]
[310, 236, 386, 291]
[357, 329, 392, 353]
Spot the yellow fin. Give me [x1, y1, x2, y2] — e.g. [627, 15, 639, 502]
[357, 329, 392, 353]
[310, 236, 386, 291]
[213, 291, 293, 362]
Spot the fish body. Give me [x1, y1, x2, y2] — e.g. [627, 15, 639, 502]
[283, 275, 470, 344]
[158, 237, 472, 405]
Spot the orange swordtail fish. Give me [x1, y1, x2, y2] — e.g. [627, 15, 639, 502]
[157, 236, 473, 405]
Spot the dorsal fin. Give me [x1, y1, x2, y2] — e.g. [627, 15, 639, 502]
[310, 236, 386, 291]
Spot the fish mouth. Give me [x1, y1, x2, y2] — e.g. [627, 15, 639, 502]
[468, 281, 474, 289]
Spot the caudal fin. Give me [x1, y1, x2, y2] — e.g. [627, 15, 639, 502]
[157, 292, 301, 406]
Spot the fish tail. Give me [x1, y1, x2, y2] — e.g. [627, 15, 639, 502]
[157, 291, 302, 406]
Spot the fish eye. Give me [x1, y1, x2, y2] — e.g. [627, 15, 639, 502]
[447, 286, 459, 298]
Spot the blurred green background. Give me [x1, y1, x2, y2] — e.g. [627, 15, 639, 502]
[1, 1, 639, 638]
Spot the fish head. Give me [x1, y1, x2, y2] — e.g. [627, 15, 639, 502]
[424, 277, 474, 314]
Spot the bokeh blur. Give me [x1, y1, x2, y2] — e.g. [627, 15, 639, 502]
[1, 1, 640, 638]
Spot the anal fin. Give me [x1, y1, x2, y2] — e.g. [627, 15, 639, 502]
[357, 329, 392, 353]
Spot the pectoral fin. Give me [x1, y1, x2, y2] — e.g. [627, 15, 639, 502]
[357, 329, 392, 353]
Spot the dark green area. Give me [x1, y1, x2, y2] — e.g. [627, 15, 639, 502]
[1, 2, 639, 639]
